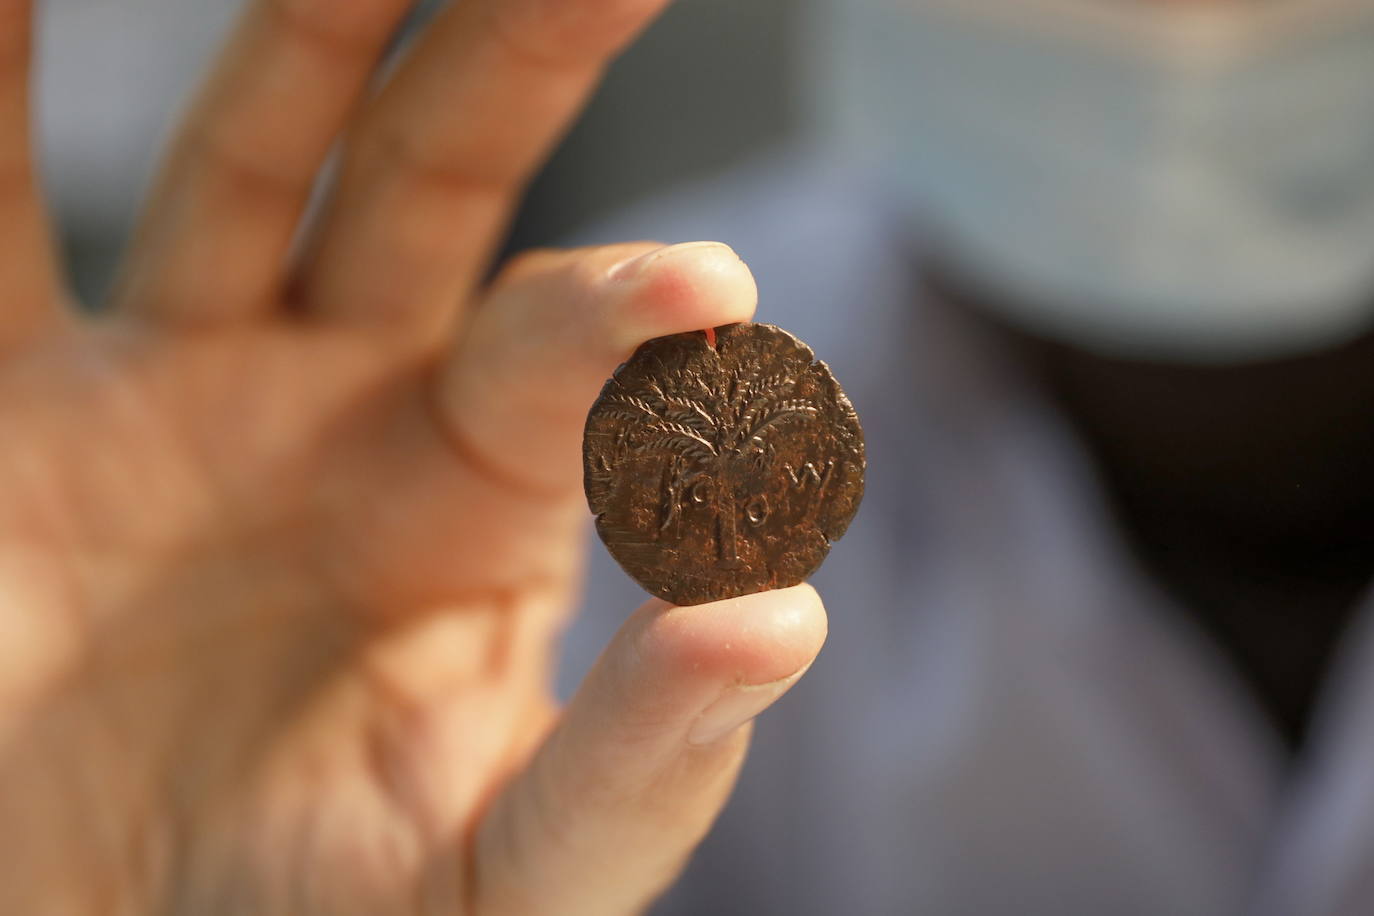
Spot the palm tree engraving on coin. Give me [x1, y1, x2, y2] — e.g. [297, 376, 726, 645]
[584, 323, 865, 606]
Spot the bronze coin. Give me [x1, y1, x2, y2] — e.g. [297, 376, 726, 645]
[583, 322, 866, 606]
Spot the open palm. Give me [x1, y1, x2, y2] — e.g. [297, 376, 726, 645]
[0, 2, 826, 913]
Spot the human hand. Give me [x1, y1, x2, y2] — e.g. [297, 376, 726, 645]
[0, 1, 826, 912]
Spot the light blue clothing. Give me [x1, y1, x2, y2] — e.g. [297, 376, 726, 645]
[562, 148, 1374, 915]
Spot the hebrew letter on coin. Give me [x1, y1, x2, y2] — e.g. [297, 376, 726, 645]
[584, 322, 866, 606]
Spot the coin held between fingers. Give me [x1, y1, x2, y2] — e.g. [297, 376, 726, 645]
[583, 322, 866, 607]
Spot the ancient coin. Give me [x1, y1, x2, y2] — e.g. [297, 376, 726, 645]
[583, 322, 865, 606]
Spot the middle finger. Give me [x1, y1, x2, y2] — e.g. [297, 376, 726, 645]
[297, 0, 672, 328]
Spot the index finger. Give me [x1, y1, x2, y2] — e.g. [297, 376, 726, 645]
[298, 0, 673, 327]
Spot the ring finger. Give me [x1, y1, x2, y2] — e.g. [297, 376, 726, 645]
[296, 0, 672, 330]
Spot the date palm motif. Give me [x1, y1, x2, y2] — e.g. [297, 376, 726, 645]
[583, 323, 865, 606]
[599, 355, 821, 552]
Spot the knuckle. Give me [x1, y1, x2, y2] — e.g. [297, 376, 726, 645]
[350, 124, 510, 204]
[183, 123, 303, 198]
[482, 3, 592, 74]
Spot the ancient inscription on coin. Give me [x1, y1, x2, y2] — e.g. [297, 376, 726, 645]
[583, 322, 865, 606]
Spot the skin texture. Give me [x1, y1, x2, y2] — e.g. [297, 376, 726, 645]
[584, 323, 865, 606]
[0, 1, 828, 913]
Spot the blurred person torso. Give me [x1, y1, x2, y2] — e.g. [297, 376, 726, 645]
[571, 148, 1374, 916]
[572, 1, 1374, 913]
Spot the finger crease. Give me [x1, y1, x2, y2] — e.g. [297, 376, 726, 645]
[481, 0, 655, 73]
[188, 130, 315, 200]
[483, 13, 596, 76]
[425, 384, 574, 505]
[264, 0, 391, 68]
[355, 130, 514, 203]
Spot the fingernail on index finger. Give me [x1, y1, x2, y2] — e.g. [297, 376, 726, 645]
[604, 242, 756, 354]
[606, 241, 734, 282]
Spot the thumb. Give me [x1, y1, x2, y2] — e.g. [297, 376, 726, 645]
[472, 584, 827, 916]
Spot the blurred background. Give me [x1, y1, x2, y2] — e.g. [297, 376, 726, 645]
[36, 0, 803, 304]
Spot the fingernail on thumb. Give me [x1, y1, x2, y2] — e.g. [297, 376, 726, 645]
[686, 666, 810, 747]
[605, 241, 732, 283]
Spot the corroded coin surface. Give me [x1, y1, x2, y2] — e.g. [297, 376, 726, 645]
[583, 322, 865, 606]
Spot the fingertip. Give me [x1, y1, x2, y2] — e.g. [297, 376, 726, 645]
[607, 241, 758, 355]
[439, 239, 761, 496]
[632, 584, 827, 692]
[481, 584, 825, 912]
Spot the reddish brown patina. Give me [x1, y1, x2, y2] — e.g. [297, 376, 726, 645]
[583, 322, 866, 606]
